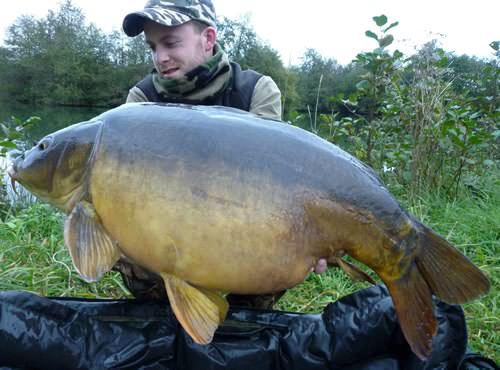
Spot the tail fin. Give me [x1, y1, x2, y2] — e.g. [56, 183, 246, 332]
[385, 265, 436, 360]
[384, 221, 490, 360]
[415, 222, 490, 304]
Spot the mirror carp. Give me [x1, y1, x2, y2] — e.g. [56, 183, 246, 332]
[8, 103, 490, 360]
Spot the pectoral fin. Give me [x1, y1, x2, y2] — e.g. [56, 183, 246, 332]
[64, 201, 121, 282]
[161, 273, 229, 344]
[334, 257, 376, 285]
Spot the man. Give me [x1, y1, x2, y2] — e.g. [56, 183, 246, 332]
[117, 0, 326, 308]
[122, 0, 282, 120]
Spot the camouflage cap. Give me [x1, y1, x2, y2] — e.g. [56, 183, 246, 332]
[123, 0, 217, 37]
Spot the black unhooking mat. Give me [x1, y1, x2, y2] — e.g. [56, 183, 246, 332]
[0, 285, 497, 370]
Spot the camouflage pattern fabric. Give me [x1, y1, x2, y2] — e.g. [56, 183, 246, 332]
[123, 0, 216, 37]
[152, 44, 232, 99]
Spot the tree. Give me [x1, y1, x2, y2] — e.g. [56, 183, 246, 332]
[217, 15, 294, 117]
[295, 49, 342, 114]
[0, 47, 16, 101]
[1, 0, 151, 107]
[217, 15, 259, 63]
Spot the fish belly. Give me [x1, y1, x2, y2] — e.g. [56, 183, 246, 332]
[90, 154, 321, 294]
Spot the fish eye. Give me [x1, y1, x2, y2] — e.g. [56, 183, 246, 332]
[38, 140, 49, 151]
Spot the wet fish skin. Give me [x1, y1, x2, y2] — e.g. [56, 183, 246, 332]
[8, 103, 490, 360]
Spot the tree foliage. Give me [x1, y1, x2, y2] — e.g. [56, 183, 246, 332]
[0, 0, 150, 106]
[295, 49, 341, 113]
[314, 17, 499, 197]
[217, 16, 298, 115]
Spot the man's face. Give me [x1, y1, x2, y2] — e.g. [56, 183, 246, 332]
[144, 20, 215, 79]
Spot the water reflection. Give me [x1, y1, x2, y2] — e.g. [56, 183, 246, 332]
[0, 100, 107, 143]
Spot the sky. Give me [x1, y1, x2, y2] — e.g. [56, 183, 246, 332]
[0, 0, 498, 66]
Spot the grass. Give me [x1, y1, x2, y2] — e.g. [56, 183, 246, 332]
[413, 185, 499, 360]
[0, 204, 129, 298]
[0, 174, 498, 362]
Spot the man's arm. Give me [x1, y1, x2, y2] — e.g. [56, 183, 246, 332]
[249, 76, 282, 121]
[126, 86, 149, 103]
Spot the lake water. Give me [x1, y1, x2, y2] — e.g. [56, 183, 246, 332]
[0, 100, 108, 144]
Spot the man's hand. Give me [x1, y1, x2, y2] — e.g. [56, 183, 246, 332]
[311, 258, 328, 274]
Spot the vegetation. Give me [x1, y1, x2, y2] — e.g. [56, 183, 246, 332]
[0, 0, 498, 363]
[291, 16, 498, 199]
[0, 204, 127, 297]
[2, 1, 496, 120]
[0, 1, 151, 107]
[0, 115, 40, 155]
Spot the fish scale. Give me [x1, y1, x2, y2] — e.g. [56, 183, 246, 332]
[8, 102, 490, 361]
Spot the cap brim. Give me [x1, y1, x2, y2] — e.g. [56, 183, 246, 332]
[123, 13, 148, 37]
[122, 9, 193, 37]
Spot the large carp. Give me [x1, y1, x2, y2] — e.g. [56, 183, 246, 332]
[8, 103, 489, 360]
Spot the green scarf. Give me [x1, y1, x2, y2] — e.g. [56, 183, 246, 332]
[152, 44, 232, 100]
